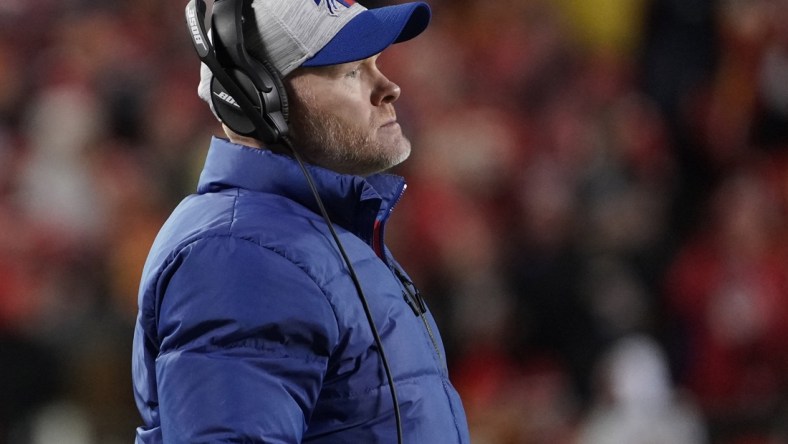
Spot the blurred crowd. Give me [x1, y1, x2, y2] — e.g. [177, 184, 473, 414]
[1, 0, 787, 443]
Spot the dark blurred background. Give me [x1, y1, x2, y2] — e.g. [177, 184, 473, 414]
[1, 0, 787, 443]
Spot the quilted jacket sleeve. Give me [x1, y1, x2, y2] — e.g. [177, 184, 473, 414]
[153, 235, 339, 443]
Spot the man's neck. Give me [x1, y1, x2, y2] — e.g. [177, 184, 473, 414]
[223, 124, 294, 157]
[223, 125, 263, 149]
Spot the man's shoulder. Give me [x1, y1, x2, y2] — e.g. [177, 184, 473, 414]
[169, 187, 317, 239]
[142, 188, 344, 282]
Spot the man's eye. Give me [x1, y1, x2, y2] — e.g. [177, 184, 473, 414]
[346, 67, 360, 78]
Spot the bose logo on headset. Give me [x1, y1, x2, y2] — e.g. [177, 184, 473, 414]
[186, 6, 207, 53]
[214, 91, 240, 108]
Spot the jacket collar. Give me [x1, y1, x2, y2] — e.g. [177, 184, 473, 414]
[196, 137, 406, 241]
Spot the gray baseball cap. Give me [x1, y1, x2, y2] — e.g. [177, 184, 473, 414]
[198, 0, 431, 113]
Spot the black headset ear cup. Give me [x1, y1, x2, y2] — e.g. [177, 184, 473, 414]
[211, 57, 289, 140]
[210, 68, 260, 136]
[253, 57, 288, 122]
[211, 58, 288, 140]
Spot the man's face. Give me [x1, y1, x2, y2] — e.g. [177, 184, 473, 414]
[285, 54, 411, 176]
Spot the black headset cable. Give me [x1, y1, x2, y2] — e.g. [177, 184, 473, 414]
[280, 136, 404, 444]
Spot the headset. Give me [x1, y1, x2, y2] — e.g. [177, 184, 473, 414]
[186, 0, 286, 144]
[184, 1, 404, 442]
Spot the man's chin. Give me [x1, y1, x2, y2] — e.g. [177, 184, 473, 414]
[392, 141, 412, 168]
[346, 144, 411, 177]
[378, 138, 412, 172]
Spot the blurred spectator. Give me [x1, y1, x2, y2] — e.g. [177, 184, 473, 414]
[1, 0, 787, 442]
[665, 161, 788, 443]
[577, 334, 708, 444]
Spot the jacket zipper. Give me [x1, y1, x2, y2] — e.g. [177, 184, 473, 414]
[420, 309, 444, 371]
[393, 265, 445, 371]
[373, 182, 445, 369]
[372, 182, 406, 261]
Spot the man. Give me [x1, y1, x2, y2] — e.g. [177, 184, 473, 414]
[131, 0, 471, 442]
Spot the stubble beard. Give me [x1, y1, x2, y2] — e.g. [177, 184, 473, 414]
[287, 97, 411, 177]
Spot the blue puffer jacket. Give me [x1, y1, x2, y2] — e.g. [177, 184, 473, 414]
[132, 137, 470, 443]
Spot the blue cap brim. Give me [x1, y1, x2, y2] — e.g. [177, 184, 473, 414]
[302, 2, 431, 67]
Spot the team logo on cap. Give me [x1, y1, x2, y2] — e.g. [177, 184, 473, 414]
[314, 0, 356, 16]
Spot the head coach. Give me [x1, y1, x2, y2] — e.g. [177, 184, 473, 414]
[131, 0, 471, 442]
